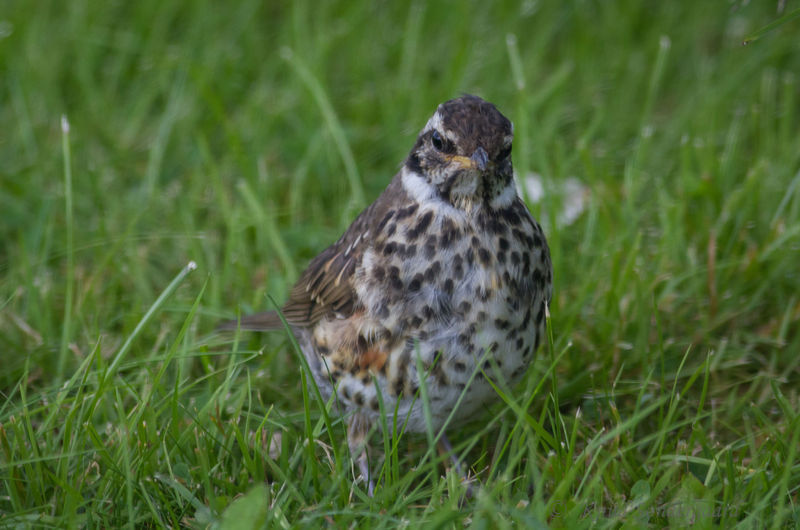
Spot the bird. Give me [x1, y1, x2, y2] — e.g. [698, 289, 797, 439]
[220, 95, 552, 494]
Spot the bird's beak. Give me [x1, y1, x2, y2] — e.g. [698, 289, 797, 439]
[470, 146, 489, 171]
[449, 146, 489, 172]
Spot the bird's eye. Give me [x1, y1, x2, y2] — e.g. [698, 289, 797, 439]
[431, 130, 455, 153]
[498, 144, 512, 160]
[431, 130, 444, 151]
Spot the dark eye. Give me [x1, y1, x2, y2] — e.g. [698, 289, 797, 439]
[431, 130, 444, 151]
[431, 130, 455, 153]
[498, 144, 512, 160]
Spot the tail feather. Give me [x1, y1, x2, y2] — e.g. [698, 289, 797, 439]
[216, 311, 287, 332]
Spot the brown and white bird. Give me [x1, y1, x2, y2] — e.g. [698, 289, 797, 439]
[222, 95, 552, 492]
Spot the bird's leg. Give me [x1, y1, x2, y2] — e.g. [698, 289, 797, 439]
[437, 433, 464, 476]
[347, 413, 374, 496]
[357, 448, 374, 497]
[437, 433, 475, 497]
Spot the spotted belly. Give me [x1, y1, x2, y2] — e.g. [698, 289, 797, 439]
[300, 203, 551, 433]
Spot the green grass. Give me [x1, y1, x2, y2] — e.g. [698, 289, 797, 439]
[2, 1, 800, 527]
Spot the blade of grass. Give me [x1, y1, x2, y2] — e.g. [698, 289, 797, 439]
[57, 115, 74, 381]
[742, 6, 800, 45]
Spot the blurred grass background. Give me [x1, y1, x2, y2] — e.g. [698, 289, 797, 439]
[1, 0, 799, 527]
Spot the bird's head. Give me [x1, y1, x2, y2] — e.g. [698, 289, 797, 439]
[404, 95, 515, 210]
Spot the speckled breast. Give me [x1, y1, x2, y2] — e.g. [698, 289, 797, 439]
[301, 197, 551, 433]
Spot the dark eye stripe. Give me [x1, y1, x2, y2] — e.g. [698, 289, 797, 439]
[498, 145, 512, 160]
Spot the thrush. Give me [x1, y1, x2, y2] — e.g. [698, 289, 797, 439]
[221, 95, 552, 493]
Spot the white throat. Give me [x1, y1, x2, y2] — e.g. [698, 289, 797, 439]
[400, 166, 437, 203]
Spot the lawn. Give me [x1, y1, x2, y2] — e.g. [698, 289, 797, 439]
[1, 1, 799, 527]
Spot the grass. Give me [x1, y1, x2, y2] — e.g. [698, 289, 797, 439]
[1, 0, 799, 527]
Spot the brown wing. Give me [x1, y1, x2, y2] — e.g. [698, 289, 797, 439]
[280, 232, 362, 326]
[218, 175, 407, 332]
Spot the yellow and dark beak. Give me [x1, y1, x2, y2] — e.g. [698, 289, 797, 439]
[449, 146, 489, 172]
